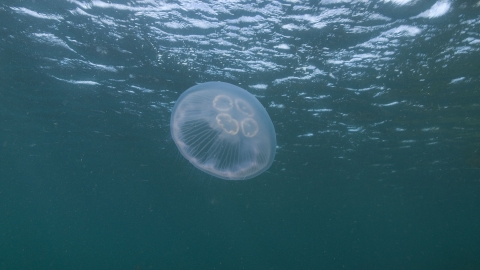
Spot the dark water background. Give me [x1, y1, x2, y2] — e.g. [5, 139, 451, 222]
[1, 0, 480, 269]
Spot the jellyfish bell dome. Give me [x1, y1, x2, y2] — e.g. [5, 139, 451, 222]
[170, 82, 276, 180]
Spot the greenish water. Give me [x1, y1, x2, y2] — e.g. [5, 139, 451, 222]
[1, 1, 480, 269]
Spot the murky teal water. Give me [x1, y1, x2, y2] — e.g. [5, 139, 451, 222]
[1, 0, 480, 269]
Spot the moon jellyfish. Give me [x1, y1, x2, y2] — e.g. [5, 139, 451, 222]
[170, 82, 276, 180]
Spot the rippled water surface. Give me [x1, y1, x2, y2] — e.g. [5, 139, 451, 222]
[1, 0, 480, 269]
